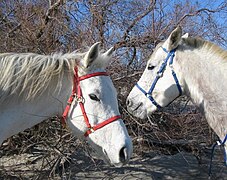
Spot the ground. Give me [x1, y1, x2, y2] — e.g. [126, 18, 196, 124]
[0, 146, 226, 180]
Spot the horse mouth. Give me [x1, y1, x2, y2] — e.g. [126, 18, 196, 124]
[134, 102, 143, 111]
[128, 102, 143, 114]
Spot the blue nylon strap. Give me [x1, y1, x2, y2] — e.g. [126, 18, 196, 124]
[135, 83, 147, 95]
[136, 83, 162, 109]
[157, 54, 170, 74]
[136, 46, 182, 109]
[147, 76, 160, 95]
[147, 95, 162, 109]
[208, 134, 227, 176]
[145, 50, 173, 107]
[171, 70, 182, 95]
[166, 48, 182, 95]
[162, 47, 169, 53]
[168, 53, 183, 95]
[221, 134, 227, 166]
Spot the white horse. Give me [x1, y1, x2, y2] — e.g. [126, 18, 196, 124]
[0, 42, 133, 167]
[127, 27, 227, 164]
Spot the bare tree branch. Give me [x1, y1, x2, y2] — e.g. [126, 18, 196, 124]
[123, 0, 156, 40]
[176, 8, 222, 26]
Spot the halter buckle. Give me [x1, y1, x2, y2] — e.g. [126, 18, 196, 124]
[75, 96, 85, 103]
[89, 127, 95, 133]
[217, 140, 222, 146]
[169, 64, 174, 69]
[156, 72, 163, 78]
[146, 93, 151, 98]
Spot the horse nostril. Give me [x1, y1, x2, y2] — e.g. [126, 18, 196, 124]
[119, 146, 127, 163]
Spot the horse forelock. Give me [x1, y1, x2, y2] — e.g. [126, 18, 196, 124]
[0, 52, 81, 101]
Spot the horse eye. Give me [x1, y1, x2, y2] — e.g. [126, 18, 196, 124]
[89, 94, 100, 101]
[148, 65, 155, 70]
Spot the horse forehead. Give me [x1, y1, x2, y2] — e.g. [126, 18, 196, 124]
[85, 76, 116, 94]
[148, 45, 165, 63]
[100, 78, 116, 93]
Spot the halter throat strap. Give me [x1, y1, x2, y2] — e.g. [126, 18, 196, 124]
[136, 47, 182, 109]
[62, 67, 121, 137]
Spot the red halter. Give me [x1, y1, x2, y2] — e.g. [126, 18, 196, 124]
[61, 67, 121, 137]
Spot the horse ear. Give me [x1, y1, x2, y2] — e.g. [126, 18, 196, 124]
[100, 47, 114, 68]
[103, 47, 114, 57]
[167, 26, 182, 51]
[182, 33, 189, 38]
[84, 42, 101, 68]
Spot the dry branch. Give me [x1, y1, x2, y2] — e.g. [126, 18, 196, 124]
[123, 0, 156, 40]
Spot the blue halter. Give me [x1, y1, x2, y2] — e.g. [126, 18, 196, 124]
[136, 47, 182, 109]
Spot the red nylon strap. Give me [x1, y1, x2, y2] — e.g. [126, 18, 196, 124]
[61, 94, 74, 126]
[61, 67, 121, 137]
[79, 72, 108, 81]
[79, 102, 92, 128]
[61, 67, 79, 126]
[84, 115, 121, 137]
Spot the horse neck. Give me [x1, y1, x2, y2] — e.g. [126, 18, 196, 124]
[177, 48, 227, 139]
[0, 72, 73, 144]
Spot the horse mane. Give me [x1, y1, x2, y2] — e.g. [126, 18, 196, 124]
[0, 52, 82, 101]
[181, 37, 227, 60]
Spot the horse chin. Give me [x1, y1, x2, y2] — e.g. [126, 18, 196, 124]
[146, 110, 156, 118]
[112, 162, 125, 167]
[103, 158, 124, 167]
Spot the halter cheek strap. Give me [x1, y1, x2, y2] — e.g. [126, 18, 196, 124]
[136, 83, 162, 109]
[136, 47, 182, 109]
[61, 67, 121, 137]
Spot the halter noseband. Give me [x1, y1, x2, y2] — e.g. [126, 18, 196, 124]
[136, 47, 182, 109]
[61, 67, 121, 137]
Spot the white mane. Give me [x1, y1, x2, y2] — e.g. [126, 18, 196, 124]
[181, 37, 227, 60]
[0, 52, 82, 101]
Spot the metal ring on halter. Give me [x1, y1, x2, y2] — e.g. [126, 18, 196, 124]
[67, 101, 72, 105]
[156, 72, 163, 78]
[169, 64, 174, 69]
[75, 96, 85, 103]
[146, 93, 151, 98]
[89, 127, 95, 133]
